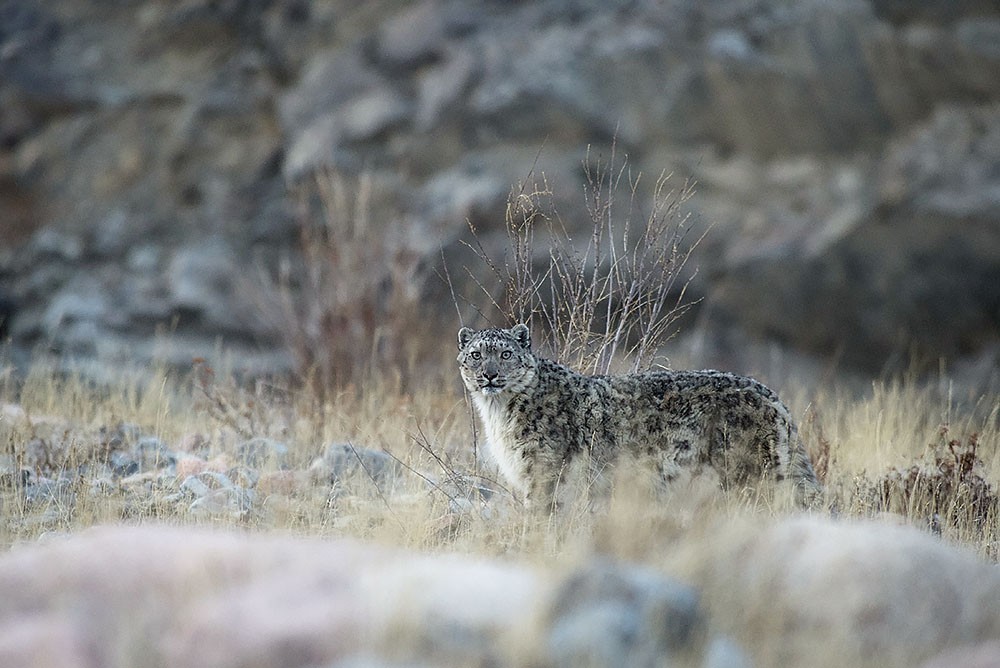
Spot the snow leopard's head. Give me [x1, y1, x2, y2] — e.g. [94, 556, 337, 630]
[456, 323, 538, 397]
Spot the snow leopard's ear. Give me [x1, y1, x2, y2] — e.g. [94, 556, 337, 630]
[457, 327, 475, 349]
[509, 323, 530, 350]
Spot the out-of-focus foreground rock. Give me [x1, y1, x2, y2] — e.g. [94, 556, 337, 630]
[1, 517, 998, 668]
[675, 516, 1000, 668]
[1, 0, 998, 375]
[0, 526, 724, 668]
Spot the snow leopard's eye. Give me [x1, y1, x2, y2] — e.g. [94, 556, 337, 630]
[470, 351, 481, 360]
[500, 350, 512, 360]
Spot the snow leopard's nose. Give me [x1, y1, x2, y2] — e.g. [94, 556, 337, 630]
[483, 360, 500, 380]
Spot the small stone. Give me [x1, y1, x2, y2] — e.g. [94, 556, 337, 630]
[42, 281, 109, 331]
[235, 437, 289, 468]
[322, 443, 400, 484]
[308, 457, 332, 484]
[166, 238, 254, 333]
[703, 636, 752, 668]
[159, 492, 187, 505]
[188, 487, 254, 518]
[417, 167, 507, 234]
[415, 48, 478, 130]
[373, 0, 446, 71]
[136, 436, 174, 470]
[30, 228, 84, 262]
[175, 454, 209, 478]
[339, 88, 411, 143]
[179, 476, 211, 498]
[109, 451, 139, 477]
[180, 472, 234, 499]
[707, 30, 752, 59]
[120, 471, 172, 495]
[126, 244, 160, 273]
[257, 470, 310, 496]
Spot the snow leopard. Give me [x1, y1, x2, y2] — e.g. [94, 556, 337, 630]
[457, 323, 822, 511]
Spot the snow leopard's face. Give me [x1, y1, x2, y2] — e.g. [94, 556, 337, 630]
[456, 324, 538, 396]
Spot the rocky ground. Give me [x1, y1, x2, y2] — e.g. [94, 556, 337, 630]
[1, 366, 999, 668]
[2, 485, 1000, 668]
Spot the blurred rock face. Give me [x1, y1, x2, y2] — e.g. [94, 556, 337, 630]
[1, 0, 998, 374]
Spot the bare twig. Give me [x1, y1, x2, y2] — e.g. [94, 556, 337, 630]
[459, 142, 703, 374]
[343, 440, 410, 536]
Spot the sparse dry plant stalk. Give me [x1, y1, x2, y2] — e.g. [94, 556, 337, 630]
[464, 144, 704, 373]
[255, 170, 427, 394]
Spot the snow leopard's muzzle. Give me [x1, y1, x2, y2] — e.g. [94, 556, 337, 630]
[478, 360, 507, 394]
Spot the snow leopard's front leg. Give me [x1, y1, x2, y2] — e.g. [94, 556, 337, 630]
[523, 447, 564, 514]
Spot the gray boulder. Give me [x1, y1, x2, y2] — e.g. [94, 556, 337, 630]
[236, 437, 290, 469]
[319, 443, 402, 484]
[706, 104, 1000, 369]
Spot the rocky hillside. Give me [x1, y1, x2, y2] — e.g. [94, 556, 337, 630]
[1, 0, 998, 377]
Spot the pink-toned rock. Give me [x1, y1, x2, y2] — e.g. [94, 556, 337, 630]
[175, 454, 230, 478]
[919, 641, 1000, 668]
[174, 454, 209, 477]
[0, 526, 717, 668]
[0, 527, 539, 668]
[257, 470, 310, 496]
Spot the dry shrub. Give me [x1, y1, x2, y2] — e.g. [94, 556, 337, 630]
[190, 357, 304, 452]
[860, 426, 999, 533]
[461, 144, 705, 374]
[800, 407, 833, 486]
[256, 170, 429, 395]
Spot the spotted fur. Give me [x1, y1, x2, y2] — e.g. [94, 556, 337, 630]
[457, 324, 822, 510]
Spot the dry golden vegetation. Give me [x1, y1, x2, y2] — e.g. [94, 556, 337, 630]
[1, 351, 997, 562]
[1, 344, 998, 668]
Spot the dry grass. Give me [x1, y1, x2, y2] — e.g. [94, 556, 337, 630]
[1, 356, 997, 562]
